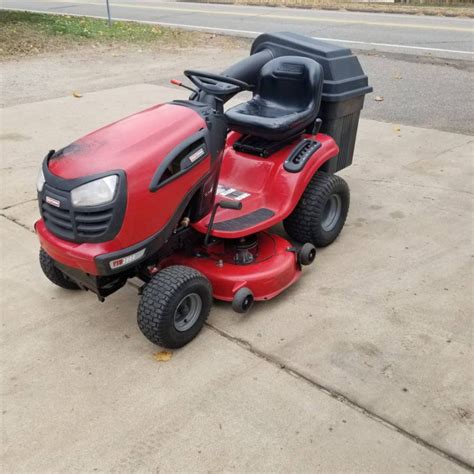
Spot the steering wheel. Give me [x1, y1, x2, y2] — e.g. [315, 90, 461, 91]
[184, 70, 251, 96]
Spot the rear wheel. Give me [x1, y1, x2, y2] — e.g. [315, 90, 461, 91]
[137, 265, 212, 348]
[284, 171, 350, 247]
[39, 249, 81, 290]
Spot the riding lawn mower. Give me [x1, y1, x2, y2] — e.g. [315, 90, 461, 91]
[35, 32, 372, 348]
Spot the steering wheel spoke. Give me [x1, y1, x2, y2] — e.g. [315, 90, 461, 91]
[184, 70, 251, 96]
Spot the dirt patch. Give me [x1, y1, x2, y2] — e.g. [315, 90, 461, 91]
[0, 43, 250, 107]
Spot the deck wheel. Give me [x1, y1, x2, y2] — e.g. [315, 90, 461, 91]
[232, 287, 254, 314]
[298, 243, 317, 266]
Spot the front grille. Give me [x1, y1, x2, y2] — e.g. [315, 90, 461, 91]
[75, 209, 114, 236]
[40, 181, 124, 243]
[42, 200, 74, 240]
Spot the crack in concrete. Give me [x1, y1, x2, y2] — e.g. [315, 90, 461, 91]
[0, 212, 35, 233]
[205, 323, 474, 472]
[3, 213, 472, 470]
[432, 140, 474, 160]
[1, 198, 37, 211]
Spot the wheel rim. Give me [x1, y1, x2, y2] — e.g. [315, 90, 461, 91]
[174, 293, 202, 332]
[321, 194, 342, 232]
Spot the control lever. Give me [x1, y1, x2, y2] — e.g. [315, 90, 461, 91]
[204, 200, 243, 246]
[311, 118, 322, 135]
[170, 79, 197, 94]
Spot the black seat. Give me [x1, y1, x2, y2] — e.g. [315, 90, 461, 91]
[225, 56, 324, 141]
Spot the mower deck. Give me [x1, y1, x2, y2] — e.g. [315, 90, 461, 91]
[162, 233, 301, 302]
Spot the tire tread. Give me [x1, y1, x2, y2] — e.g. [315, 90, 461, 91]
[284, 171, 350, 247]
[137, 265, 211, 348]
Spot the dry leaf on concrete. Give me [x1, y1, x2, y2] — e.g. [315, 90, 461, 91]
[394, 125, 401, 132]
[72, 91, 83, 98]
[153, 351, 172, 362]
[395, 73, 402, 80]
[375, 96, 384, 102]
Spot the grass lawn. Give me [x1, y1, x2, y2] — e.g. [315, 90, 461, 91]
[0, 10, 228, 59]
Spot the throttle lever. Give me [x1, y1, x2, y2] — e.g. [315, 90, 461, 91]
[170, 79, 197, 94]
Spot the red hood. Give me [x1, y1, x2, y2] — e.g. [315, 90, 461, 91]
[48, 103, 206, 180]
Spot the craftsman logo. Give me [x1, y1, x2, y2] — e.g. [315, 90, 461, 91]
[188, 147, 205, 163]
[45, 196, 61, 208]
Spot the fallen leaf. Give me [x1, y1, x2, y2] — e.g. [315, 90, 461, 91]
[72, 91, 82, 98]
[394, 125, 401, 132]
[153, 350, 172, 362]
[375, 96, 384, 102]
[395, 73, 402, 80]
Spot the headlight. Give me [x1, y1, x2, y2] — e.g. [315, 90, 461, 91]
[36, 167, 45, 192]
[71, 175, 118, 207]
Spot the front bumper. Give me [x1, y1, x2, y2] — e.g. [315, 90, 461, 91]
[35, 219, 149, 276]
[36, 219, 101, 275]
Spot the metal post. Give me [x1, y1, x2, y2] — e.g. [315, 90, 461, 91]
[106, 0, 112, 26]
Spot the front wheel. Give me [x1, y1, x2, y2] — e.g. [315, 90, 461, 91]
[39, 249, 81, 290]
[283, 171, 350, 247]
[137, 265, 212, 349]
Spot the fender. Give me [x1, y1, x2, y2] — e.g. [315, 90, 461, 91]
[191, 131, 339, 238]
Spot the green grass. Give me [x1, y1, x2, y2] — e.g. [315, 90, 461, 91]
[0, 10, 209, 58]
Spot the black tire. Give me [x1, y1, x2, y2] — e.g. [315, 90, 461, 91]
[298, 243, 317, 266]
[284, 171, 350, 247]
[137, 265, 212, 349]
[39, 248, 81, 290]
[232, 287, 254, 314]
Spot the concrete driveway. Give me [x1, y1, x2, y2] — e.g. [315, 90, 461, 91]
[1, 84, 473, 472]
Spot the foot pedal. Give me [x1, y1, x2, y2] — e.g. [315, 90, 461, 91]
[212, 208, 275, 232]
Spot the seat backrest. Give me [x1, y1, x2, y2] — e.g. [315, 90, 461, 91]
[256, 56, 324, 113]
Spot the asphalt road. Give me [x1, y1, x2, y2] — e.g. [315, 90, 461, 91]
[2, 0, 474, 134]
[3, 0, 474, 60]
